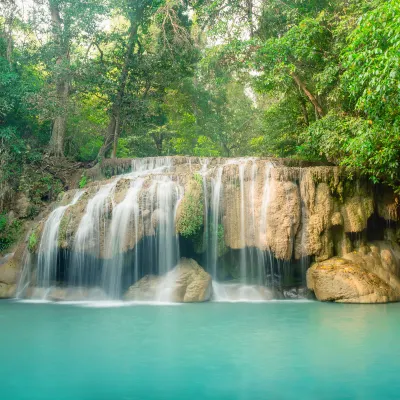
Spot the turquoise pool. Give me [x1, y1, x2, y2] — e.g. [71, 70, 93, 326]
[1, 300, 399, 399]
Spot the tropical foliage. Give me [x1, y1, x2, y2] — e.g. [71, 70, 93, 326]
[0, 0, 399, 236]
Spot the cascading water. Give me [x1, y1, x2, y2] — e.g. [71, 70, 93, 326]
[154, 177, 182, 276]
[208, 166, 223, 280]
[18, 156, 307, 303]
[34, 190, 84, 297]
[238, 163, 247, 282]
[200, 159, 210, 270]
[102, 178, 144, 299]
[258, 163, 274, 285]
[147, 176, 183, 301]
[67, 158, 182, 300]
[69, 181, 117, 291]
[207, 159, 275, 302]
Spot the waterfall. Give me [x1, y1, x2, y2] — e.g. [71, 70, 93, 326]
[152, 176, 183, 276]
[238, 163, 247, 282]
[18, 156, 309, 302]
[209, 166, 223, 280]
[208, 159, 274, 301]
[200, 159, 209, 269]
[66, 157, 182, 300]
[15, 250, 32, 299]
[212, 281, 274, 302]
[69, 182, 117, 289]
[259, 163, 274, 285]
[299, 168, 310, 285]
[131, 156, 173, 173]
[35, 190, 84, 294]
[102, 178, 144, 299]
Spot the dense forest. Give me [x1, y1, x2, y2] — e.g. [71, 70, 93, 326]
[0, 0, 399, 251]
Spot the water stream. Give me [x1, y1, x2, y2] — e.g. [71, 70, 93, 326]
[35, 190, 84, 297]
[19, 157, 301, 302]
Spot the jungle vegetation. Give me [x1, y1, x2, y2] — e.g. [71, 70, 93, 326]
[0, 0, 399, 234]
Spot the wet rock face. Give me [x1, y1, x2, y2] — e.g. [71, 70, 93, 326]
[0, 283, 16, 298]
[264, 179, 301, 260]
[169, 258, 213, 302]
[307, 242, 400, 303]
[9, 157, 400, 304]
[220, 163, 386, 263]
[124, 258, 213, 303]
[124, 275, 162, 302]
[31, 158, 398, 264]
[0, 243, 26, 298]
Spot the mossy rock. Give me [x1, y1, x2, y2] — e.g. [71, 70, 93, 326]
[27, 223, 43, 253]
[176, 177, 204, 239]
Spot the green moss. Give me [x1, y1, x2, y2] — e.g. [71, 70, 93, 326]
[329, 179, 344, 201]
[79, 174, 88, 189]
[28, 231, 38, 253]
[217, 224, 227, 257]
[176, 177, 204, 239]
[192, 223, 227, 256]
[0, 215, 22, 253]
[193, 230, 206, 254]
[193, 173, 203, 185]
[58, 214, 69, 247]
[19, 171, 63, 205]
[0, 214, 7, 232]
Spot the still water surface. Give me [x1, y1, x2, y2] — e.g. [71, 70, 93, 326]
[1, 300, 399, 400]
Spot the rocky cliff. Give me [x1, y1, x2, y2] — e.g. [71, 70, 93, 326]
[1, 157, 399, 303]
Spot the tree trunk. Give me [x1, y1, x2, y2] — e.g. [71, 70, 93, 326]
[299, 97, 309, 126]
[1, 0, 16, 66]
[246, 0, 254, 38]
[151, 132, 164, 155]
[97, 7, 143, 160]
[291, 72, 325, 118]
[111, 114, 121, 159]
[48, 1, 69, 157]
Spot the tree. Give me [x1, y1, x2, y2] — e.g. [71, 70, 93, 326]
[31, 0, 107, 157]
[300, 0, 400, 188]
[97, 0, 197, 159]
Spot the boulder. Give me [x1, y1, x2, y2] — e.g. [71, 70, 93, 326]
[0, 243, 26, 290]
[125, 258, 212, 303]
[342, 242, 400, 293]
[124, 275, 163, 302]
[168, 258, 212, 302]
[282, 287, 312, 300]
[0, 283, 16, 298]
[307, 252, 400, 303]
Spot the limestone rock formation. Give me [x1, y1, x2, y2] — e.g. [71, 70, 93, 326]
[21, 158, 398, 265]
[124, 275, 162, 301]
[264, 179, 301, 260]
[307, 242, 400, 303]
[0, 283, 16, 298]
[5, 157, 400, 303]
[169, 258, 212, 302]
[125, 258, 212, 303]
[0, 243, 26, 298]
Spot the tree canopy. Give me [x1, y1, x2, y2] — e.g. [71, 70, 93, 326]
[1, 0, 399, 193]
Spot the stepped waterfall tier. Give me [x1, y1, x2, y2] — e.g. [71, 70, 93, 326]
[2, 156, 400, 303]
